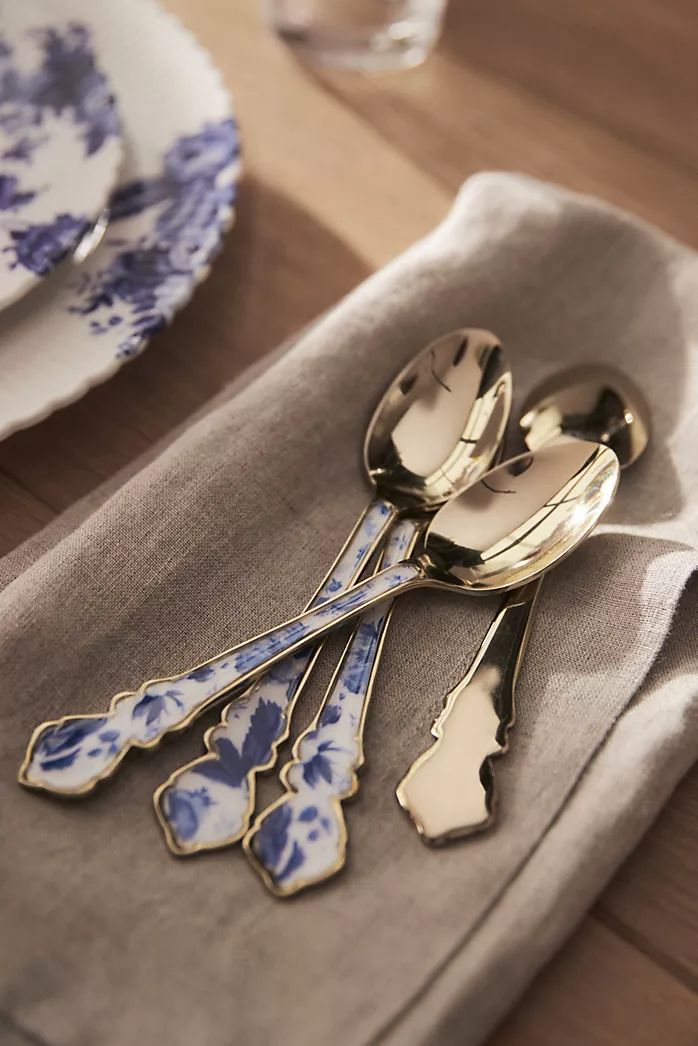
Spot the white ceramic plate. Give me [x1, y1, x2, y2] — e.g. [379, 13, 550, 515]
[0, 0, 240, 440]
[0, 1, 123, 309]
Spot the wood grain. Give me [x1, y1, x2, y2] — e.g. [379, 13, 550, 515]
[0, 472, 54, 553]
[595, 767, 698, 986]
[0, 0, 695, 1041]
[319, 51, 698, 244]
[443, 0, 698, 173]
[491, 915, 698, 1045]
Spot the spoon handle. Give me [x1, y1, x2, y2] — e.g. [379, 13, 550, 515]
[396, 579, 540, 843]
[153, 497, 397, 852]
[19, 542, 422, 798]
[243, 517, 422, 896]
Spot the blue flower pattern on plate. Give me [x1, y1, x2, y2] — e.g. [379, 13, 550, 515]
[9, 213, 88, 276]
[0, 23, 120, 277]
[246, 520, 420, 895]
[21, 504, 418, 796]
[156, 499, 395, 851]
[67, 119, 239, 357]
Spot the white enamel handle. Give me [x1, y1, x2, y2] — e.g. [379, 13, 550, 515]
[154, 499, 399, 852]
[243, 518, 421, 895]
[19, 511, 420, 797]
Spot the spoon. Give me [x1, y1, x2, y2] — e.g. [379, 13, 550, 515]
[153, 328, 510, 852]
[396, 365, 650, 843]
[19, 329, 512, 797]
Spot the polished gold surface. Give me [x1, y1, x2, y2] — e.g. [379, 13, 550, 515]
[520, 364, 650, 468]
[365, 328, 512, 510]
[423, 439, 620, 592]
[398, 366, 650, 844]
[396, 582, 539, 843]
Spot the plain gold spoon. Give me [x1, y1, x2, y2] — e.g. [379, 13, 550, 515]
[397, 366, 650, 843]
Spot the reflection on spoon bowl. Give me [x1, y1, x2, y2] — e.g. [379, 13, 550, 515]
[365, 327, 512, 511]
[520, 364, 650, 468]
[422, 437, 620, 593]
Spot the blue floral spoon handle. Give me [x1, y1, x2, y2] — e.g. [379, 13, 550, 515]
[243, 518, 422, 896]
[154, 500, 403, 853]
[19, 498, 404, 797]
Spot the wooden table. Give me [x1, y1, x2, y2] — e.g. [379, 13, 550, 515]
[1, 1, 695, 1041]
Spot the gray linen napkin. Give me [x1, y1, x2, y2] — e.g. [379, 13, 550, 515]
[1, 173, 696, 1046]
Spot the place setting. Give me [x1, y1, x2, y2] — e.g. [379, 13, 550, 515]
[1, 2, 695, 1044]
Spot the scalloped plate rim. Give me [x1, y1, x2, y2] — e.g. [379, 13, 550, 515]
[0, 0, 241, 442]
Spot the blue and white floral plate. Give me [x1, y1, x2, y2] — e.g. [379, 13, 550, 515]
[0, 0, 240, 440]
[0, 2, 123, 310]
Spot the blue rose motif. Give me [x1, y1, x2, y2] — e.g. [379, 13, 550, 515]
[0, 173, 35, 211]
[28, 25, 119, 155]
[74, 73, 119, 156]
[38, 716, 107, 757]
[66, 117, 239, 356]
[9, 213, 87, 275]
[36, 716, 107, 771]
[109, 178, 168, 221]
[252, 803, 309, 885]
[30, 26, 94, 111]
[0, 25, 120, 279]
[164, 120, 238, 184]
[102, 247, 179, 299]
[157, 181, 232, 265]
[252, 802, 292, 870]
[163, 787, 214, 843]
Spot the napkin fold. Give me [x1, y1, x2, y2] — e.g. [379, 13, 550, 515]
[1, 173, 696, 1046]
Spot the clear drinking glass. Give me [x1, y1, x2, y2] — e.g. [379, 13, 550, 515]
[263, 1, 448, 71]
